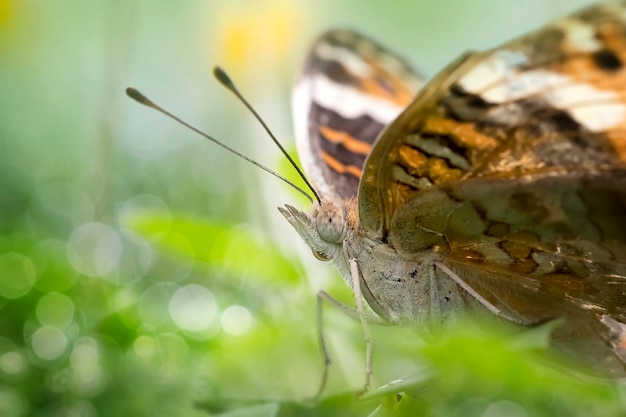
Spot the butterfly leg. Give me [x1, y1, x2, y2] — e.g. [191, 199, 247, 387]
[310, 290, 333, 401]
[312, 290, 362, 400]
[349, 258, 374, 396]
[311, 288, 385, 400]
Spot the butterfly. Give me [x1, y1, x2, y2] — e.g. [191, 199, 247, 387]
[280, 1, 626, 383]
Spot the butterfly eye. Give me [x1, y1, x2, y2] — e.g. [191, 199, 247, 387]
[315, 206, 345, 243]
[312, 249, 331, 261]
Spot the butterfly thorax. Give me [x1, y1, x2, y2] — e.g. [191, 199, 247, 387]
[280, 199, 473, 325]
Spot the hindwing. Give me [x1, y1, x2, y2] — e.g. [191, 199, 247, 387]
[293, 29, 423, 201]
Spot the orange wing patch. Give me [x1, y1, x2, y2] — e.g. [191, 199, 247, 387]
[319, 126, 372, 155]
[423, 116, 499, 151]
[321, 151, 363, 178]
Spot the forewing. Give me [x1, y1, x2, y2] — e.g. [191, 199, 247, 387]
[360, 2, 626, 237]
[292, 29, 423, 201]
[357, 2, 626, 373]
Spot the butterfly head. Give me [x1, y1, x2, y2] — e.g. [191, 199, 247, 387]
[279, 201, 348, 262]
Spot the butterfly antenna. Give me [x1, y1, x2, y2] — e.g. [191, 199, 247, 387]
[213, 66, 322, 205]
[125, 87, 315, 204]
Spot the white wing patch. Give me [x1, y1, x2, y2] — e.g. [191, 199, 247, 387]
[458, 51, 626, 132]
[315, 42, 372, 78]
[307, 74, 406, 122]
[556, 19, 603, 52]
[292, 78, 331, 199]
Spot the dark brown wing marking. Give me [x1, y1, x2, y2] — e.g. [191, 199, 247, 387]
[293, 30, 423, 201]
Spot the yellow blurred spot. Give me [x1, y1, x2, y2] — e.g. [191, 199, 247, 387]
[212, 0, 305, 76]
[0, 0, 11, 27]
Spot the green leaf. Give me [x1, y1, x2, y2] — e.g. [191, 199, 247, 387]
[123, 210, 302, 284]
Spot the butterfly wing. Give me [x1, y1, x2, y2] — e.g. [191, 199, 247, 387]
[358, 3, 626, 374]
[439, 173, 626, 376]
[292, 29, 423, 201]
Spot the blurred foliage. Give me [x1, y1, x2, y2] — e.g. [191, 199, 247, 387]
[124, 210, 302, 284]
[1, 0, 624, 416]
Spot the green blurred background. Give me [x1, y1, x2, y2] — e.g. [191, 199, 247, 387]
[2, 1, 622, 416]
